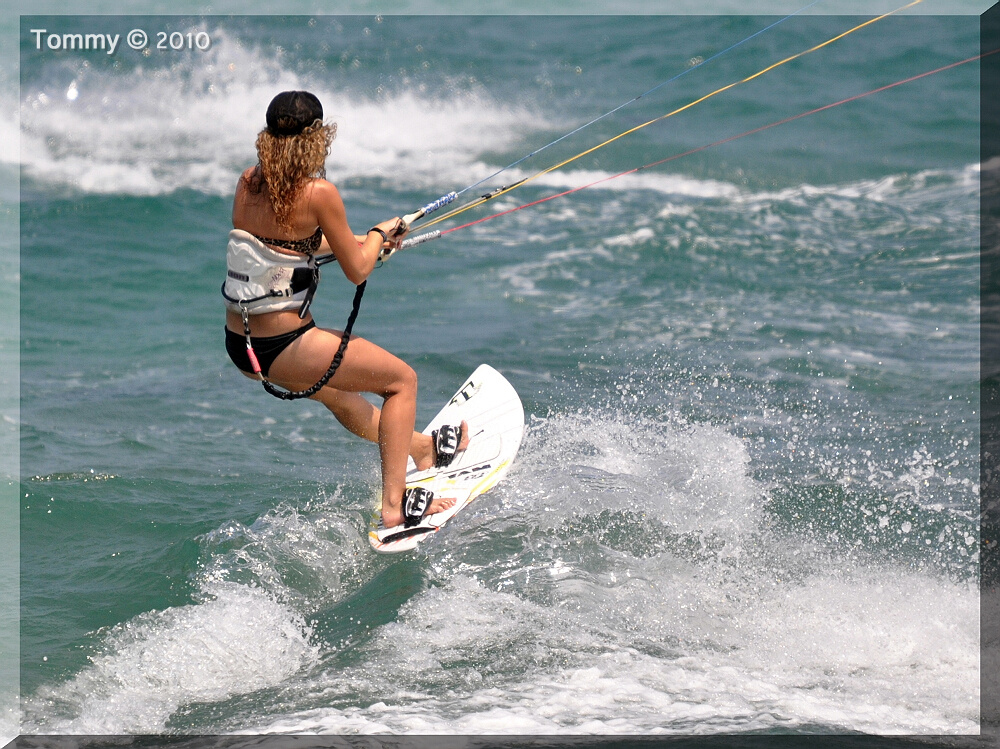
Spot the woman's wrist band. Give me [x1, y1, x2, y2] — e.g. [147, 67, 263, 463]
[368, 227, 389, 244]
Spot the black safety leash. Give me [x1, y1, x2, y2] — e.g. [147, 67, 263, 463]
[245, 279, 367, 401]
[245, 223, 399, 400]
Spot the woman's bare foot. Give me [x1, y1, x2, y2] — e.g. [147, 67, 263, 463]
[410, 420, 470, 471]
[380, 494, 457, 529]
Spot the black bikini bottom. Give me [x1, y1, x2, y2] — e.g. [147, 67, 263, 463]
[225, 321, 316, 377]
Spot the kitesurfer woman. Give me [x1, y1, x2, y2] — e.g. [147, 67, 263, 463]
[223, 90, 466, 531]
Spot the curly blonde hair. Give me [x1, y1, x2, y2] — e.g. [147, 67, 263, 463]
[245, 121, 337, 232]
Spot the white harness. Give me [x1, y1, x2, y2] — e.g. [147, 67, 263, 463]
[221, 229, 318, 315]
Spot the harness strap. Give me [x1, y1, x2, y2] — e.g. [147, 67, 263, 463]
[221, 259, 319, 309]
[295, 255, 320, 320]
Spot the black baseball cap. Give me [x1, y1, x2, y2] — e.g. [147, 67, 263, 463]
[265, 91, 323, 136]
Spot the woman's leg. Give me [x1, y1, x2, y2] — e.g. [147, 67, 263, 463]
[264, 327, 454, 527]
[304, 389, 466, 472]
[302, 386, 440, 468]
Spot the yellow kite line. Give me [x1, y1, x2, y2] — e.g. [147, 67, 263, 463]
[420, 0, 924, 231]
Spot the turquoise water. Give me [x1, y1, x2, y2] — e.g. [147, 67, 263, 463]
[16, 12, 980, 736]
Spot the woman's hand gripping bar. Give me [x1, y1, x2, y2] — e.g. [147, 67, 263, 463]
[378, 191, 456, 261]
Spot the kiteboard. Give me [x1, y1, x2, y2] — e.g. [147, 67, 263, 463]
[369, 364, 524, 554]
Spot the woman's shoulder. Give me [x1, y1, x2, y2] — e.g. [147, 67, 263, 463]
[236, 166, 261, 193]
[306, 176, 338, 195]
[303, 178, 344, 210]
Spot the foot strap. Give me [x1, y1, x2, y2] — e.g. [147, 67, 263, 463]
[402, 487, 434, 527]
[432, 424, 464, 467]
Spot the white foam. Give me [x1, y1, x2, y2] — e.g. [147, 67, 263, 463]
[527, 166, 741, 200]
[19, 27, 547, 197]
[21, 411, 978, 735]
[198, 497, 370, 606]
[507, 411, 762, 547]
[19, 19, 980, 224]
[248, 567, 978, 735]
[474, 159, 977, 223]
[21, 490, 384, 734]
[21, 581, 319, 734]
[728, 570, 980, 734]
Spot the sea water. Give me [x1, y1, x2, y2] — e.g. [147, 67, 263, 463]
[11, 12, 981, 738]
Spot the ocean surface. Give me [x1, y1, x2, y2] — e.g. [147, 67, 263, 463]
[12, 10, 982, 739]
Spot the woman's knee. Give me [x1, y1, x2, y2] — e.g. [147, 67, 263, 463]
[391, 362, 418, 398]
[376, 360, 417, 399]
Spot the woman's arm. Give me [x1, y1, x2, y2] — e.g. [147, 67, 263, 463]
[317, 235, 374, 253]
[310, 180, 405, 285]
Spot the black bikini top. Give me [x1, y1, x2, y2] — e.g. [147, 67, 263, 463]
[251, 226, 323, 255]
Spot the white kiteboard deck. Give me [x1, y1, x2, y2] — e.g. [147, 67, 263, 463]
[369, 364, 524, 554]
